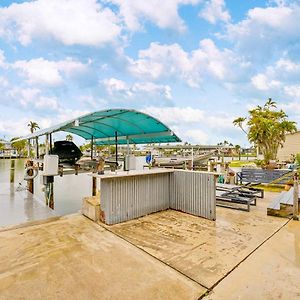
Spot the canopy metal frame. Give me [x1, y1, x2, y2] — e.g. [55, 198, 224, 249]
[19, 109, 181, 145]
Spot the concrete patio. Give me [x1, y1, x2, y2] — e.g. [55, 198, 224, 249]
[106, 192, 288, 289]
[0, 214, 204, 300]
[0, 192, 299, 299]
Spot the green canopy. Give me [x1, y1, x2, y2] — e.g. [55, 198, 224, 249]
[21, 109, 181, 145]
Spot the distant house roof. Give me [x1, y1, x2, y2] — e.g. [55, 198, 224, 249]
[18, 109, 181, 145]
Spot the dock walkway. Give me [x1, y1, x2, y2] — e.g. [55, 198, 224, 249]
[0, 183, 58, 229]
[0, 192, 299, 299]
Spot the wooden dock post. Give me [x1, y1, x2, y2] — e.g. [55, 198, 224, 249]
[293, 172, 299, 220]
[10, 159, 15, 184]
[26, 160, 34, 194]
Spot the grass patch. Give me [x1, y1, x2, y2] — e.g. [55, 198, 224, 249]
[254, 184, 286, 193]
[229, 160, 256, 167]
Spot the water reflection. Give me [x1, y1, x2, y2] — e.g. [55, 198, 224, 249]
[1, 159, 91, 215]
[0, 157, 146, 215]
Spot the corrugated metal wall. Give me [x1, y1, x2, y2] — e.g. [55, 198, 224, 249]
[170, 170, 216, 220]
[101, 170, 216, 225]
[101, 173, 170, 225]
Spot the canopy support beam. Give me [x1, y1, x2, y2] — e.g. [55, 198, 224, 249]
[115, 131, 118, 167]
[35, 137, 39, 159]
[127, 137, 130, 155]
[27, 139, 30, 158]
[91, 136, 94, 160]
[45, 134, 49, 155]
[50, 134, 53, 152]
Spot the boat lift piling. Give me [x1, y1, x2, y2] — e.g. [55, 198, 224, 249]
[115, 131, 118, 168]
[43, 134, 55, 207]
[10, 159, 15, 184]
[91, 135, 97, 196]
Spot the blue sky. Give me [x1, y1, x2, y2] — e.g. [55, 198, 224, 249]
[0, 0, 300, 147]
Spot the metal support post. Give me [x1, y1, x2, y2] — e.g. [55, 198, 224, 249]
[293, 172, 299, 220]
[91, 136, 94, 160]
[115, 131, 118, 167]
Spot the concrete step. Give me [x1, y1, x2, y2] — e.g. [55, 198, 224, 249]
[267, 187, 300, 217]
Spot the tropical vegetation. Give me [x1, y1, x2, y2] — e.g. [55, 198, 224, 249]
[11, 137, 27, 157]
[65, 134, 73, 141]
[233, 98, 297, 164]
[27, 121, 40, 134]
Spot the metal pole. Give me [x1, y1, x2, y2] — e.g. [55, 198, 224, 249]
[91, 136, 94, 160]
[293, 172, 299, 221]
[50, 134, 53, 153]
[191, 146, 194, 170]
[115, 131, 118, 167]
[45, 134, 49, 155]
[35, 137, 39, 159]
[127, 137, 130, 155]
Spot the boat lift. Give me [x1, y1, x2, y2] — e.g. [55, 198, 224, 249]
[16, 109, 182, 209]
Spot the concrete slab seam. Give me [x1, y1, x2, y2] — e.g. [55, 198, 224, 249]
[98, 221, 210, 293]
[199, 217, 292, 299]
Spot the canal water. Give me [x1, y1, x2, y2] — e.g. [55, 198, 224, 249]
[0, 158, 146, 215]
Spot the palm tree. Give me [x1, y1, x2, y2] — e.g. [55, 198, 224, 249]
[27, 121, 40, 134]
[235, 144, 241, 160]
[66, 134, 73, 141]
[233, 98, 297, 164]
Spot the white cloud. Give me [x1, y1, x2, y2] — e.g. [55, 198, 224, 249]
[132, 82, 172, 99]
[0, 117, 51, 137]
[142, 106, 238, 144]
[142, 106, 234, 129]
[0, 108, 91, 138]
[251, 73, 281, 90]
[0, 50, 5, 68]
[102, 77, 172, 99]
[225, 3, 300, 60]
[251, 58, 300, 95]
[280, 101, 300, 117]
[8, 87, 61, 112]
[0, 76, 8, 87]
[284, 85, 300, 98]
[12, 57, 87, 86]
[185, 129, 208, 143]
[102, 78, 129, 96]
[276, 58, 300, 73]
[199, 0, 231, 24]
[0, 0, 121, 46]
[128, 39, 249, 87]
[109, 0, 200, 32]
[78, 95, 108, 109]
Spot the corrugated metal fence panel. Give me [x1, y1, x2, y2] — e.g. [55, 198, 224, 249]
[170, 170, 216, 220]
[101, 173, 170, 225]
